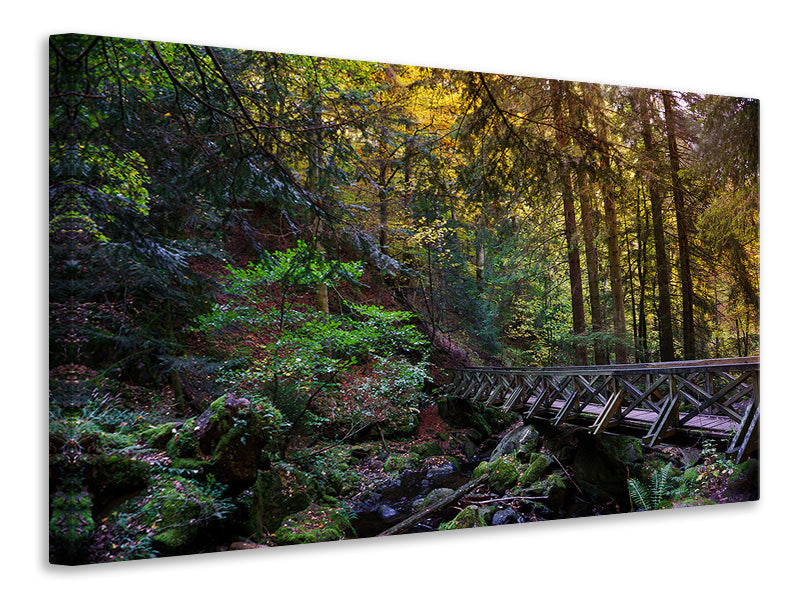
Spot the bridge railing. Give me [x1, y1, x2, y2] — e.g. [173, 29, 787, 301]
[440, 357, 759, 462]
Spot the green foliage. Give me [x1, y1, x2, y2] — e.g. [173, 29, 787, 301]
[225, 241, 364, 299]
[628, 463, 676, 511]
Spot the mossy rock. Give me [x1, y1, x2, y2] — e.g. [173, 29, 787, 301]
[412, 487, 455, 511]
[728, 459, 759, 494]
[384, 452, 421, 472]
[86, 455, 150, 503]
[146, 475, 232, 556]
[190, 394, 284, 485]
[409, 440, 444, 459]
[49, 490, 95, 564]
[573, 432, 643, 503]
[474, 455, 525, 493]
[670, 497, 717, 508]
[273, 508, 356, 546]
[518, 473, 568, 510]
[439, 505, 486, 530]
[97, 431, 138, 451]
[489, 425, 540, 462]
[140, 422, 181, 450]
[238, 467, 311, 535]
[165, 418, 200, 459]
[518, 453, 551, 487]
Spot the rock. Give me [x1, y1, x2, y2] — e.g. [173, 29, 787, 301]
[412, 487, 455, 511]
[489, 425, 540, 461]
[85, 455, 150, 504]
[378, 504, 401, 523]
[573, 432, 643, 504]
[238, 468, 311, 535]
[518, 473, 568, 510]
[384, 453, 421, 473]
[148, 475, 231, 556]
[229, 541, 263, 551]
[178, 394, 283, 485]
[139, 422, 181, 450]
[518, 453, 552, 486]
[473, 455, 525, 493]
[273, 508, 356, 545]
[491, 507, 522, 526]
[439, 505, 486, 530]
[409, 440, 444, 459]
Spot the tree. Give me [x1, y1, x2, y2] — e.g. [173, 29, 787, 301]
[662, 89, 696, 359]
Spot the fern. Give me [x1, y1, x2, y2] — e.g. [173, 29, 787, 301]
[628, 478, 651, 511]
[628, 464, 675, 511]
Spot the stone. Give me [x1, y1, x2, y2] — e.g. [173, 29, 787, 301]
[573, 432, 643, 504]
[378, 504, 401, 522]
[489, 425, 540, 462]
[518, 453, 551, 486]
[238, 468, 311, 534]
[273, 508, 356, 545]
[491, 507, 522, 526]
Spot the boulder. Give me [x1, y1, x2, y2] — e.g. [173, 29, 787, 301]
[147, 475, 232, 556]
[489, 425, 540, 462]
[518, 453, 552, 487]
[473, 455, 525, 494]
[273, 508, 356, 545]
[85, 455, 150, 508]
[170, 393, 283, 485]
[412, 487, 456, 511]
[238, 468, 311, 535]
[491, 507, 522, 526]
[573, 432, 643, 504]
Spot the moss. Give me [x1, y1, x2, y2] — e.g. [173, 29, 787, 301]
[165, 418, 200, 459]
[384, 452, 421, 472]
[518, 453, 550, 486]
[413, 487, 455, 511]
[273, 508, 356, 545]
[87, 455, 150, 500]
[97, 431, 138, 451]
[477, 454, 525, 493]
[409, 440, 444, 459]
[728, 459, 758, 491]
[143, 475, 232, 556]
[439, 505, 486, 530]
[49, 491, 95, 563]
[518, 472, 567, 509]
[140, 422, 180, 450]
[239, 468, 311, 535]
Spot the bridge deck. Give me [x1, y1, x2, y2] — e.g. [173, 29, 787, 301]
[441, 357, 759, 462]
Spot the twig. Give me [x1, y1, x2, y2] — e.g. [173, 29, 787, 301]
[550, 453, 587, 498]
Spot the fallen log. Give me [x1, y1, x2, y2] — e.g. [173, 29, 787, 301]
[376, 473, 490, 537]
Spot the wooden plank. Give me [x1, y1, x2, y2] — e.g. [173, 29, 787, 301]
[554, 385, 583, 425]
[643, 375, 680, 446]
[589, 388, 624, 435]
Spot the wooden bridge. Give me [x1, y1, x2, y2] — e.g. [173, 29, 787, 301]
[439, 357, 759, 463]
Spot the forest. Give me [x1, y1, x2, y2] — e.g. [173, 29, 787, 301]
[48, 33, 759, 564]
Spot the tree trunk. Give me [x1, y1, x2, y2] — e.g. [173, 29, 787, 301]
[636, 89, 675, 362]
[569, 86, 607, 364]
[661, 90, 695, 359]
[551, 80, 587, 365]
[591, 86, 628, 364]
[308, 61, 329, 314]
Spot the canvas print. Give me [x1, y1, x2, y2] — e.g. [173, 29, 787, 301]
[48, 33, 759, 565]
